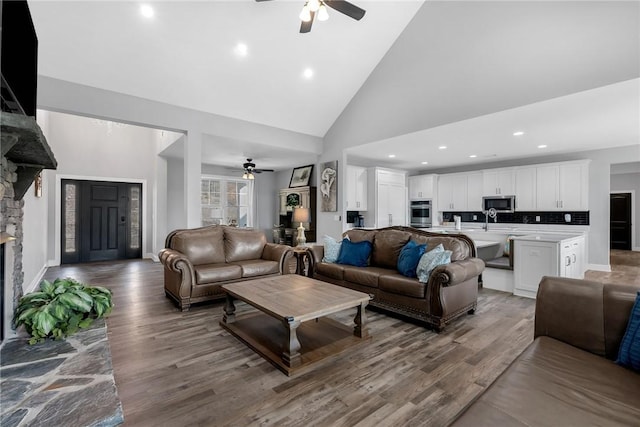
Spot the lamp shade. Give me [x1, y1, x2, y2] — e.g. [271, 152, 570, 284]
[292, 207, 310, 224]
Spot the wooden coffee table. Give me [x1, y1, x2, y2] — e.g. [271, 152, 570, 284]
[220, 275, 371, 376]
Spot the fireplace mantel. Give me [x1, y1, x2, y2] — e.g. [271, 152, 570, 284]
[1, 111, 57, 200]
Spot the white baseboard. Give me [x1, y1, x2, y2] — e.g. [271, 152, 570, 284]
[26, 265, 48, 294]
[586, 263, 611, 272]
[145, 253, 159, 262]
[633, 247, 640, 252]
[46, 259, 59, 267]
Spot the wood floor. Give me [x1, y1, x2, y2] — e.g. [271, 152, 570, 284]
[42, 250, 640, 427]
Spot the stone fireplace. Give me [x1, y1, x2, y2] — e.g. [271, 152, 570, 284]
[1, 112, 57, 342]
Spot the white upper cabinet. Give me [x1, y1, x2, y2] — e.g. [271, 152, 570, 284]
[374, 169, 407, 227]
[482, 169, 515, 196]
[466, 172, 484, 211]
[536, 161, 589, 211]
[438, 174, 468, 211]
[345, 165, 368, 211]
[515, 167, 537, 211]
[408, 174, 436, 200]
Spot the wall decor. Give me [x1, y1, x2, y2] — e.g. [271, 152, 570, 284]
[320, 160, 337, 212]
[289, 165, 314, 188]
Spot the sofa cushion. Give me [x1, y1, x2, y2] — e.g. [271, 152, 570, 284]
[194, 263, 242, 284]
[412, 235, 470, 261]
[344, 229, 376, 243]
[171, 226, 225, 266]
[224, 228, 266, 262]
[337, 239, 372, 267]
[231, 259, 279, 278]
[452, 336, 640, 427]
[416, 244, 452, 283]
[343, 266, 390, 289]
[322, 235, 342, 263]
[617, 291, 640, 370]
[371, 230, 412, 268]
[316, 262, 344, 280]
[379, 273, 426, 298]
[397, 240, 427, 278]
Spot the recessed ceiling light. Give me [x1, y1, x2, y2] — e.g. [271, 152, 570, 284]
[438, 146, 447, 150]
[388, 154, 396, 158]
[538, 144, 547, 148]
[469, 154, 477, 158]
[421, 161, 428, 165]
[234, 43, 248, 57]
[303, 68, 314, 79]
[140, 4, 154, 18]
[513, 131, 525, 136]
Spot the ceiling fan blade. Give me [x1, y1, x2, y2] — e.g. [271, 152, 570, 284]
[324, 0, 366, 20]
[255, 169, 275, 173]
[300, 11, 315, 33]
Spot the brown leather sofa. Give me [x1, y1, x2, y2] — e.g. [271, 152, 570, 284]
[159, 225, 293, 311]
[451, 276, 640, 426]
[308, 226, 485, 331]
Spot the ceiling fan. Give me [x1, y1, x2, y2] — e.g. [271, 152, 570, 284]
[242, 158, 274, 180]
[256, 0, 366, 33]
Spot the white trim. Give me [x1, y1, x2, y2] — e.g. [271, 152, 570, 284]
[610, 189, 636, 250]
[634, 246, 640, 252]
[146, 253, 159, 262]
[26, 264, 48, 294]
[586, 263, 612, 272]
[54, 174, 148, 266]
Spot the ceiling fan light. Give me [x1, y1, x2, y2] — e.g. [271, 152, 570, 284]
[318, 3, 329, 21]
[248, 173, 255, 180]
[308, 0, 320, 12]
[242, 172, 249, 180]
[299, 4, 312, 22]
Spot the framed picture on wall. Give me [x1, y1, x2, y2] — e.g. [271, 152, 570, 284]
[289, 165, 314, 188]
[320, 161, 337, 212]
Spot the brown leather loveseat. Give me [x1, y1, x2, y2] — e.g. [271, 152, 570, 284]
[159, 225, 293, 311]
[309, 226, 485, 331]
[452, 276, 640, 426]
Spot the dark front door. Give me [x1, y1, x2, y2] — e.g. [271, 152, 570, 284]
[62, 180, 142, 264]
[610, 192, 632, 250]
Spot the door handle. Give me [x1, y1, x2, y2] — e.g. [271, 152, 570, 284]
[121, 216, 126, 222]
[572, 254, 576, 263]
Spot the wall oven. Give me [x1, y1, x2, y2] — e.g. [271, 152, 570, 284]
[410, 200, 432, 228]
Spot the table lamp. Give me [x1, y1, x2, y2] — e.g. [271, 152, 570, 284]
[292, 207, 310, 246]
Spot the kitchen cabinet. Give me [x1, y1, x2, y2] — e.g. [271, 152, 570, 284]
[438, 174, 468, 211]
[408, 174, 436, 200]
[372, 169, 407, 227]
[513, 234, 586, 298]
[466, 172, 483, 211]
[482, 169, 515, 196]
[536, 161, 589, 211]
[515, 167, 537, 211]
[345, 165, 368, 211]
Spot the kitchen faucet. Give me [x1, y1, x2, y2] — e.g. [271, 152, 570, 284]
[483, 208, 497, 231]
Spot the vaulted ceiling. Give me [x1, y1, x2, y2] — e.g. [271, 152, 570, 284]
[28, 1, 639, 171]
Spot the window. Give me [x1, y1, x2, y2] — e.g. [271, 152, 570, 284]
[201, 176, 252, 227]
[64, 183, 77, 252]
[129, 186, 140, 249]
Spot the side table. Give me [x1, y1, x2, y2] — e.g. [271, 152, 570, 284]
[292, 247, 311, 277]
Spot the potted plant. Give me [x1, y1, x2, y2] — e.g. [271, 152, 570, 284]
[13, 277, 113, 345]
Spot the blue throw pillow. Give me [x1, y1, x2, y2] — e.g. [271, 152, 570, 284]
[336, 238, 372, 267]
[397, 240, 427, 278]
[416, 244, 452, 283]
[322, 235, 342, 263]
[616, 292, 640, 371]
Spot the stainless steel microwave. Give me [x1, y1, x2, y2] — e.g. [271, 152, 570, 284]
[483, 195, 516, 213]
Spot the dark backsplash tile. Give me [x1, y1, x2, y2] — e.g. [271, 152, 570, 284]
[442, 211, 589, 226]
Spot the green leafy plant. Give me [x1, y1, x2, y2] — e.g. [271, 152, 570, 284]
[13, 278, 113, 345]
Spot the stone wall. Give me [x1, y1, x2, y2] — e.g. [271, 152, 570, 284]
[1, 156, 25, 314]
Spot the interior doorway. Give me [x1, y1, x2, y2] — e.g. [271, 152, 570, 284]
[61, 179, 142, 264]
[610, 192, 632, 250]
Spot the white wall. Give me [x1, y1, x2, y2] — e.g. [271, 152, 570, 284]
[20, 111, 52, 292]
[611, 171, 640, 250]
